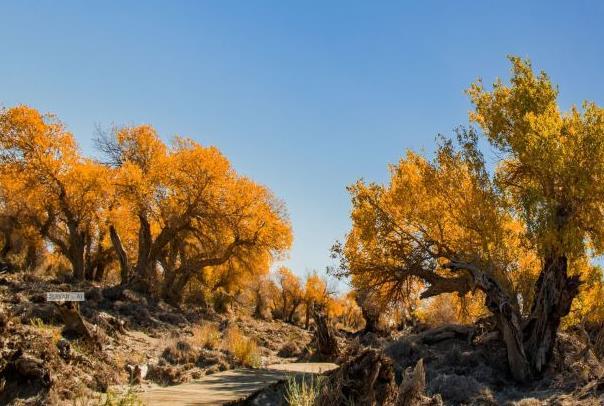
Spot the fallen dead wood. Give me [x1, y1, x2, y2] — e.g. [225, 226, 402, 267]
[407, 324, 474, 345]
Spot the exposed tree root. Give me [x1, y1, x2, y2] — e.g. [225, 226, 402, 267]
[318, 348, 398, 405]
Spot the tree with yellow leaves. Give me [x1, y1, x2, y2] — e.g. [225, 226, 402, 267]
[0, 106, 112, 281]
[275, 267, 304, 323]
[334, 57, 604, 381]
[98, 125, 292, 303]
[324, 292, 364, 331]
[302, 272, 329, 329]
[0, 106, 292, 300]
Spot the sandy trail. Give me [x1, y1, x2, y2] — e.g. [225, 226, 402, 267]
[139, 362, 338, 405]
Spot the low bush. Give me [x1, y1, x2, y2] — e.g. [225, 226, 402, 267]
[146, 364, 185, 386]
[428, 373, 491, 404]
[222, 327, 261, 367]
[161, 340, 198, 365]
[278, 341, 301, 358]
[190, 323, 221, 350]
[285, 374, 326, 406]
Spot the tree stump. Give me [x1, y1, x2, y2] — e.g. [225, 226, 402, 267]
[54, 302, 102, 349]
[313, 306, 339, 359]
[397, 359, 443, 406]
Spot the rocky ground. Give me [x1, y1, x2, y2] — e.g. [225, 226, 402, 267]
[0, 272, 313, 405]
[239, 324, 604, 405]
[2, 270, 604, 405]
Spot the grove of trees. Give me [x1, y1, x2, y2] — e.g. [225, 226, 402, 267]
[0, 106, 361, 329]
[0, 106, 291, 307]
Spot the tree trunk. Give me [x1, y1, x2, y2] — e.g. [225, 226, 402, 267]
[66, 221, 86, 281]
[442, 260, 531, 381]
[84, 262, 95, 281]
[94, 262, 106, 282]
[363, 310, 380, 333]
[68, 239, 86, 281]
[305, 301, 312, 329]
[281, 295, 288, 320]
[254, 288, 266, 319]
[442, 255, 580, 382]
[288, 301, 301, 323]
[523, 255, 580, 374]
[163, 271, 192, 306]
[54, 302, 102, 349]
[1, 230, 11, 258]
[84, 232, 93, 280]
[109, 225, 130, 285]
[132, 214, 153, 292]
[355, 288, 381, 333]
[24, 243, 38, 271]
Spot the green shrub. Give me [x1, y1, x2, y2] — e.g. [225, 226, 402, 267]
[285, 374, 326, 406]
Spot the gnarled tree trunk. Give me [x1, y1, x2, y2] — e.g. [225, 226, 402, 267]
[438, 254, 579, 382]
[523, 255, 580, 374]
[162, 271, 192, 307]
[131, 214, 154, 292]
[110, 225, 130, 285]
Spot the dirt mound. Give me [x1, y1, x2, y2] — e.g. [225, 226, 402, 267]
[0, 306, 123, 404]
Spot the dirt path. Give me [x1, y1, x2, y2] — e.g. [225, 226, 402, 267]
[139, 363, 338, 405]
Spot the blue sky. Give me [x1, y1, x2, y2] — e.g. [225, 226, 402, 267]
[1, 1, 603, 286]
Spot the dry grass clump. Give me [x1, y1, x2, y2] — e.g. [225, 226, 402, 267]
[278, 341, 301, 358]
[190, 323, 221, 350]
[72, 385, 143, 406]
[99, 388, 143, 406]
[161, 323, 222, 365]
[161, 339, 198, 365]
[29, 317, 62, 344]
[146, 364, 186, 386]
[222, 327, 261, 367]
[285, 374, 326, 406]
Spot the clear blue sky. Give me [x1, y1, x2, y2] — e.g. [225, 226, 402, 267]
[1, 1, 603, 284]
